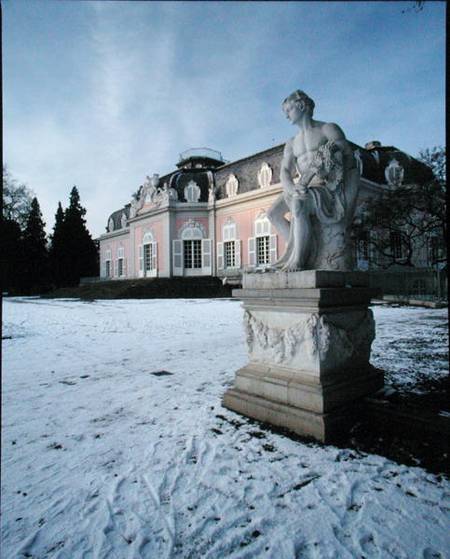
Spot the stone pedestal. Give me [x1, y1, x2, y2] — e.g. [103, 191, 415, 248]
[223, 270, 383, 443]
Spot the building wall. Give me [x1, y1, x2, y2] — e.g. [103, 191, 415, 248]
[99, 142, 437, 281]
[100, 232, 130, 279]
[133, 217, 165, 277]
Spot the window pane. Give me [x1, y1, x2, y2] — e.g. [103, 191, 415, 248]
[144, 244, 153, 270]
[118, 258, 123, 276]
[224, 241, 236, 268]
[256, 236, 270, 265]
[184, 240, 193, 268]
[193, 240, 202, 268]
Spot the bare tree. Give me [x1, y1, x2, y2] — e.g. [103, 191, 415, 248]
[353, 146, 446, 268]
[2, 165, 34, 229]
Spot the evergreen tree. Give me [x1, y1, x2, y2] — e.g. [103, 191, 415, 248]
[61, 186, 98, 286]
[0, 218, 24, 294]
[48, 202, 66, 287]
[22, 197, 50, 292]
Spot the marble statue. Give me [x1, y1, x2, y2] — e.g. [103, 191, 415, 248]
[267, 90, 360, 271]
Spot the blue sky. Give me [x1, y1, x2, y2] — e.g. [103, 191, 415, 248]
[3, 1, 446, 238]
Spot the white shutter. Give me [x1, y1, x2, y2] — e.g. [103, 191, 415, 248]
[123, 258, 127, 277]
[114, 259, 118, 278]
[173, 240, 183, 276]
[269, 234, 278, 264]
[235, 240, 241, 269]
[101, 261, 106, 278]
[151, 242, 158, 277]
[138, 245, 144, 278]
[202, 239, 212, 274]
[248, 237, 256, 267]
[217, 242, 224, 270]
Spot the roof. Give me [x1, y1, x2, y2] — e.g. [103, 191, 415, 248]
[106, 139, 434, 230]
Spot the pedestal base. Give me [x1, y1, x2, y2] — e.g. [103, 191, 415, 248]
[222, 270, 383, 443]
[223, 364, 383, 442]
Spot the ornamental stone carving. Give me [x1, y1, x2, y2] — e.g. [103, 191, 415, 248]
[208, 186, 216, 204]
[108, 217, 114, 232]
[370, 150, 380, 165]
[178, 218, 206, 239]
[225, 174, 239, 198]
[184, 180, 201, 203]
[143, 174, 160, 204]
[354, 149, 364, 177]
[120, 213, 127, 229]
[257, 162, 273, 189]
[385, 158, 405, 187]
[243, 308, 375, 372]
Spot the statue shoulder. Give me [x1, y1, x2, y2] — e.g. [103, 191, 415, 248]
[322, 122, 346, 142]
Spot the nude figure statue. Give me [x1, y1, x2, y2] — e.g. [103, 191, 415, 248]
[267, 90, 360, 271]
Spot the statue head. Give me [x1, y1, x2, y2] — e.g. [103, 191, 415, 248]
[282, 90, 315, 117]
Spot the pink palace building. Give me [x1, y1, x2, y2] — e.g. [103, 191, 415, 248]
[98, 142, 433, 283]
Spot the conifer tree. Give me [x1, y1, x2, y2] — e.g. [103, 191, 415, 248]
[49, 201, 66, 287]
[0, 218, 24, 294]
[62, 186, 98, 286]
[22, 197, 50, 292]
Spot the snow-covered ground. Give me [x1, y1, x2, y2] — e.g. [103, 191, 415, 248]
[2, 298, 449, 559]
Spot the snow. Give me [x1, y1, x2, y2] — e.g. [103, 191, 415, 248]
[2, 297, 449, 559]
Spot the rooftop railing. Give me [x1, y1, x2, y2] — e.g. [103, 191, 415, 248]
[179, 147, 225, 163]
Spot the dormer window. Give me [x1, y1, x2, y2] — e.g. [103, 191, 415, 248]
[184, 180, 201, 203]
[225, 174, 239, 197]
[257, 162, 272, 189]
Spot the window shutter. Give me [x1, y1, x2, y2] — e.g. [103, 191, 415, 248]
[202, 239, 212, 274]
[123, 258, 127, 277]
[101, 261, 106, 278]
[138, 245, 144, 277]
[173, 240, 183, 276]
[217, 242, 224, 270]
[269, 234, 278, 264]
[114, 259, 118, 277]
[248, 237, 256, 267]
[235, 240, 241, 269]
[152, 241, 158, 273]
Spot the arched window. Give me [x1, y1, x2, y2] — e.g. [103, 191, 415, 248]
[248, 213, 277, 268]
[116, 247, 125, 277]
[390, 231, 404, 259]
[104, 249, 112, 278]
[139, 231, 158, 277]
[173, 220, 212, 277]
[181, 224, 203, 269]
[217, 219, 241, 271]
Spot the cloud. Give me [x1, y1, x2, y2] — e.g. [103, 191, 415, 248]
[3, 1, 445, 238]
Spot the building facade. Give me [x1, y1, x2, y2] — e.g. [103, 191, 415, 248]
[98, 142, 435, 283]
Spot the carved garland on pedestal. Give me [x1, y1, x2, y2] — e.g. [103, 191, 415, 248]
[243, 309, 375, 366]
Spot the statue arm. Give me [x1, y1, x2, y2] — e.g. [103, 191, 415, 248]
[323, 123, 355, 169]
[280, 140, 297, 196]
